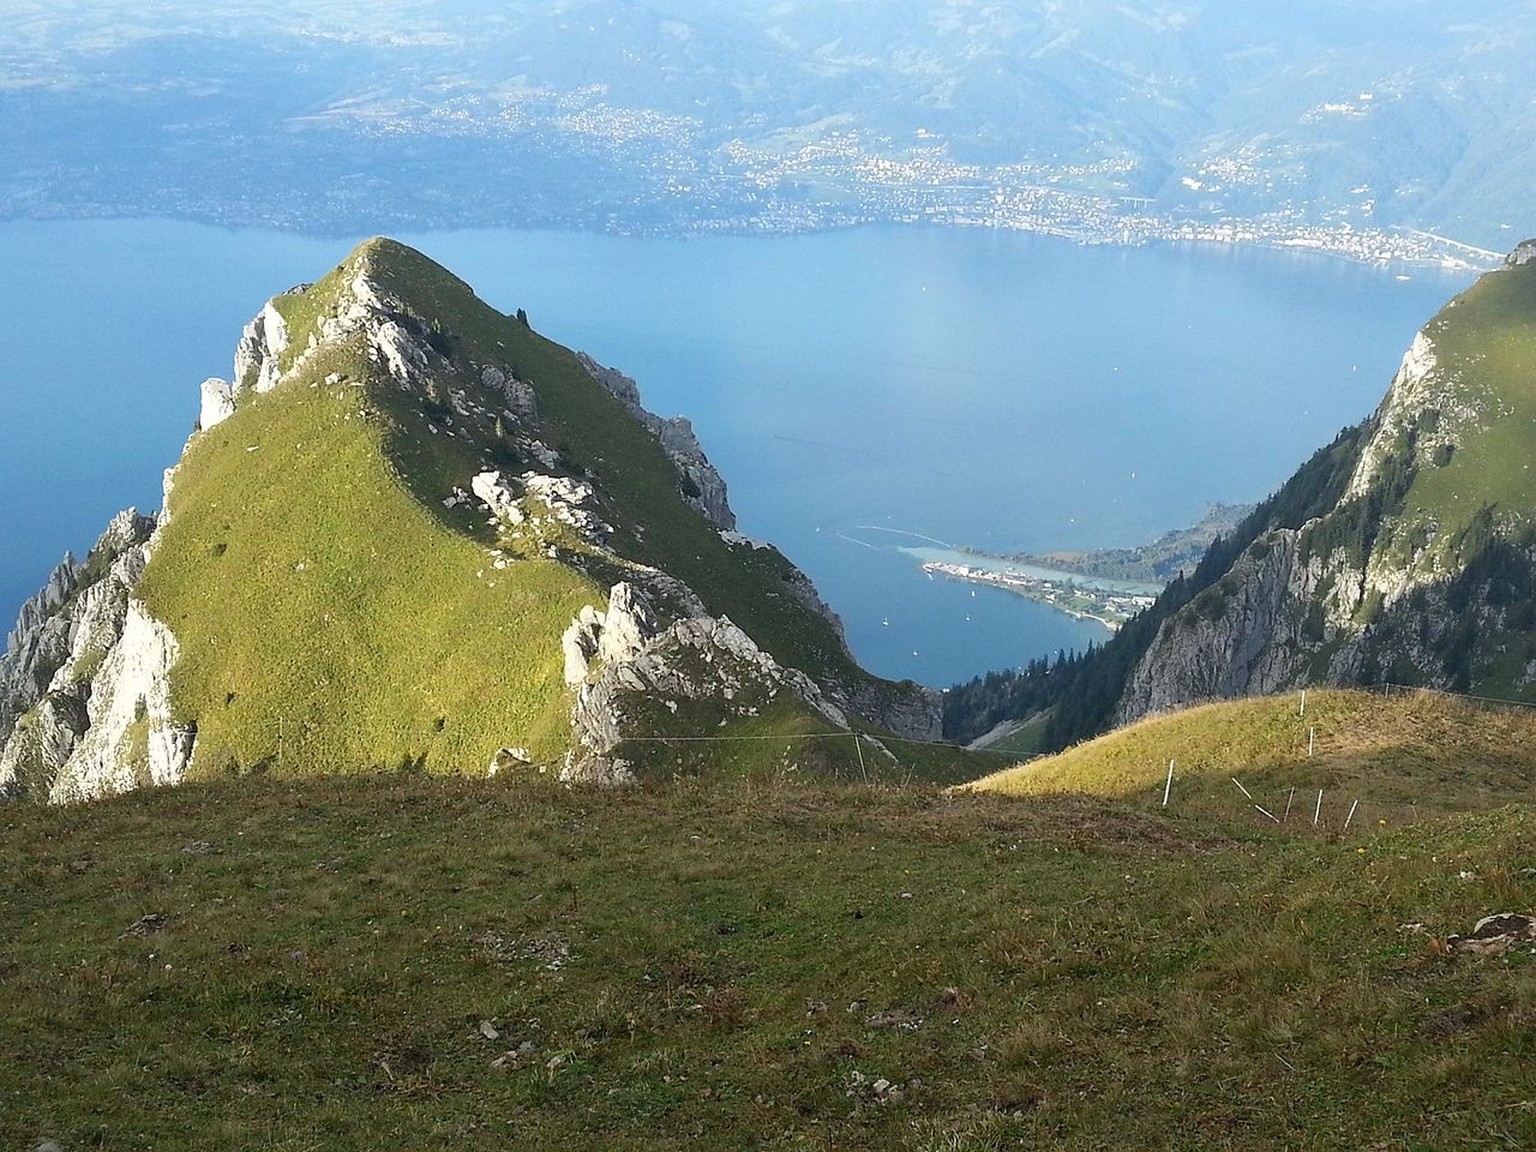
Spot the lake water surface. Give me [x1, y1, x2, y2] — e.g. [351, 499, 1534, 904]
[0, 220, 1468, 685]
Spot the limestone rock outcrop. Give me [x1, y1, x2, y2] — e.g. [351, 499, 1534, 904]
[562, 580, 850, 785]
[234, 300, 290, 395]
[578, 352, 737, 531]
[0, 510, 193, 802]
[199, 377, 236, 431]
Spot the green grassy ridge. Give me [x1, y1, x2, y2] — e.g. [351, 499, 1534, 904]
[1297, 257, 1536, 581]
[968, 689, 1536, 822]
[4, 774, 1536, 1150]
[343, 238, 862, 688]
[136, 237, 913, 782]
[138, 342, 597, 779]
[1406, 258, 1536, 547]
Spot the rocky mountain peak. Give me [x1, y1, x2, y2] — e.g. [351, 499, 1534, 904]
[1, 238, 938, 802]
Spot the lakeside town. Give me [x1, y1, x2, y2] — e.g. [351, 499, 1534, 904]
[6, 73, 1505, 272]
[373, 93, 1506, 268]
[921, 560, 1159, 632]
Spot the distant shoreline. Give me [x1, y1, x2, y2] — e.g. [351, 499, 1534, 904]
[919, 560, 1157, 631]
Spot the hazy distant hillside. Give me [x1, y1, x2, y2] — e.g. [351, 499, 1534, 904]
[3, 1, 1532, 253]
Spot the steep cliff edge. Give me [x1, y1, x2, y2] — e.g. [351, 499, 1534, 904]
[946, 241, 1536, 750]
[1, 238, 939, 800]
[0, 510, 194, 802]
[1119, 242, 1536, 720]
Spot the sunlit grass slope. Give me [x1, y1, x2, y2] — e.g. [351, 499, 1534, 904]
[5, 775, 1536, 1150]
[1408, 256, 1536, 537]
[135, 238, 909, 781]
[138, 345, 597, 777]
[967, 689, 1536, 823]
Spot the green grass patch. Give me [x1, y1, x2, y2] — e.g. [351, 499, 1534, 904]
[4, 774, 1536, 1149]
[967, 689, 1536, 827]
[138, 354, 597, 779]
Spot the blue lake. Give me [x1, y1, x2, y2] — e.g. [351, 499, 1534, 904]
[0, 219, 1468, 685]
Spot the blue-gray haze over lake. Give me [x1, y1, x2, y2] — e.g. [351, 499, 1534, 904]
[0, 220, 1465, 685]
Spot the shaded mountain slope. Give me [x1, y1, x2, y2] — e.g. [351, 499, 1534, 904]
[948, 241, 1536, 751]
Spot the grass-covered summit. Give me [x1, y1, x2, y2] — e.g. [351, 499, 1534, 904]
[0, 238, 948, 801]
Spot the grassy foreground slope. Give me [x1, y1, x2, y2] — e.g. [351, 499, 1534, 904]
[968, 689, 1536, 822]
[4, 775, 1536, 1150]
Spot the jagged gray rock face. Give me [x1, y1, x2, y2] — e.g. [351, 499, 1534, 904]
[1116, 251, 1536, 723]
[1507, 240, 1536, 267]
[562, 580, 849, 784]
[1, 553, 81, 740]
[827, 679, 943, 744]
[0, 510, 194, 803]
[578, 352, 737, 532]
[1118, 529, 1335, 720]
[234, 301, 290, 394]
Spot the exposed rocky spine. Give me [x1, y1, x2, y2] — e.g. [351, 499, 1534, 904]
[559, 581, 852, 784]
[578, 353, 736, 532]
[0, 510, 194, 802]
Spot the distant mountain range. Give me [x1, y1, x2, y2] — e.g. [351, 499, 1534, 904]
[4, 1, 1533, 257]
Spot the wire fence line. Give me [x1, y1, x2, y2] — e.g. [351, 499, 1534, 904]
[617, 731, 1022, 758]
[1365, 680, 1536, 714]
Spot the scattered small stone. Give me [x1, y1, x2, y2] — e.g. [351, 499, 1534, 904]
[938, 987, 973, 1009]
[120, 913, 168, 939]
[489, 1043, 538, 1071]
[181, 840, 218, 855]
[68, 858, 92, 874]
[865, 1008, 923, 1031]
[472, 930, 571, 972]
[1446, 913, 1536, 957]
[479, 1020, 501, 1041]
[845, 1070, 910, 1106]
